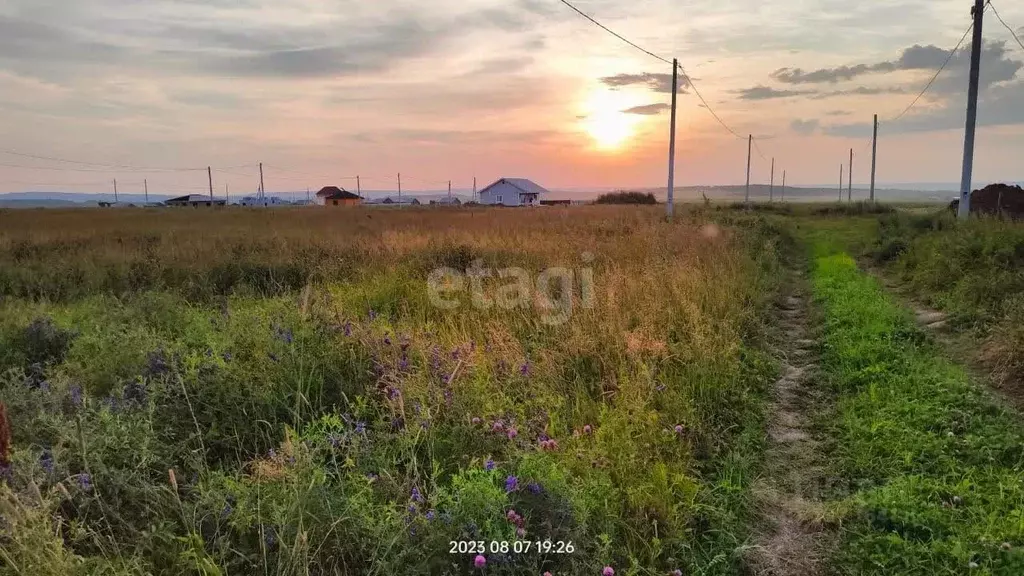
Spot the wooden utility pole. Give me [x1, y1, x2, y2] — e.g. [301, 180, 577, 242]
[770, 157, 775, 202]
[144, 179, 148, 203]
[306, 187, 310, 205]
[208, 166, 213, 201]
[870, 114, 878, 203]
[398, 173, 402, 202]
[781, 170, 786, 202]
[113, 178, 118, 203]
[473, 177, 477, 203]
[958, 0, 986, 219]
[226, 184, 229, 204]
[448, 180, 452, 201]
[666, 58, 678, 220]
[745, 134, 752, 204]
[356, 175, 361, 197]
[848, 148, 853, 202]
[259, 162, 265, 202]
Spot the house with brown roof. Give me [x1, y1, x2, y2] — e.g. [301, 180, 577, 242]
[317, 186, 362, 207]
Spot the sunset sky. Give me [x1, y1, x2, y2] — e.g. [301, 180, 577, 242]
[1, 0, 1023, 195]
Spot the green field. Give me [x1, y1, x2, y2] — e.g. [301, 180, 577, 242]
[1, 204, 1023, 575]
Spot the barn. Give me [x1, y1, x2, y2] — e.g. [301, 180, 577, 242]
[318, 186, 362, 207]
[477, 178, 549, 206]
[165, 194, 226, 207]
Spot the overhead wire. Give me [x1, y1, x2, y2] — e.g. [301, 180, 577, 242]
[0, 149, 207, 172]
[988, 2, 1024, 52]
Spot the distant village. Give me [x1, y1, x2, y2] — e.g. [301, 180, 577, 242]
[99, 178, 583, 208]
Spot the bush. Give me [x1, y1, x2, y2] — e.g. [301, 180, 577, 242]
[594, 191, 658, 205]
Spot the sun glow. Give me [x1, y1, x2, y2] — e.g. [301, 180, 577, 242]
[580, 88, 643, 151]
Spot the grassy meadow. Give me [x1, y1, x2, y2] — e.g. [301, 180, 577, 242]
[0, 206, 784, 575]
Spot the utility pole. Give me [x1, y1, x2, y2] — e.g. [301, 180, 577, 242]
[473, 177, 477, 203]
[448, 180, 452, 201]
[306, 187, 310, 205]
[144, 179, 148, 203]
[870, 114, 878, 203]
[208, 167, 213, 201]
[259, 162, 265, 202]
[770, 157, 775, 202]
[839, 164, 844, 202]
[357, 175, 361, 197]
[226, 184, 229, 204]
[781, 170, 786, 202]
[113, 178, 118, 203]
[745, 134, 752, 204]
[398, 173, 402, 202]
[848, 148, 853, 202]
[958, 0, 986, 219]
[666, 58, 679, 220]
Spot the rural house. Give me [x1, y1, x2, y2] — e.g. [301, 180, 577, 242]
[317, 186, 362, 207]
[165, 194, 226, 208]
[477, 178, 549, 206]
[366, 196, 421, 206]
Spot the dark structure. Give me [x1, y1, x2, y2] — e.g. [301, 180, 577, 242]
[317, 186, 362, 207]
[166, 194, 226, 208]
[949, 184, 1024, 218]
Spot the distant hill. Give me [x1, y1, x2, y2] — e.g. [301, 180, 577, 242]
[0, 198, 83, 208]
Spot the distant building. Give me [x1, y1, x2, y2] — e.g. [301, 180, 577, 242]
[540, 199, 571, 206]
[430, 197, 461, 206]
[366, 196, 421, 206]
[318, 186, 362, 207]
[240, 195, 287, 207]
[477, 178, 548, 206]
[166, 194, 226, 207]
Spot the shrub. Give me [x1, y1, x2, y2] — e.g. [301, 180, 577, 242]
[594, 191, 658, 205]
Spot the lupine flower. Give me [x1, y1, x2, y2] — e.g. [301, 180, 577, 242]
[411, 487, 424, 503]
[485, 459, 496, 471]
[506, 509, 519, 522]
[220, 503, 233, 520]
[123, 379, 147, 406]
[78, 473, 92, 490]
[222, 351, 233, 362]
[602, 567, 615, 576]
[40, 451, 54, 475]
[369, 308, 377, 321]
[392, 417, 405, 430]
[38, 380, 50, 393]
[366, 472, 379, 482]
[505, 475, 518, 492]
[343, 321, 352, 336]
[507, 427, 518, 440]
[408, 504, 417, 514]
[474, 555, 487, 569]
[516, 526, 526, 538]
[264, 528, 276, 549]
[69, 385, 83, 407]
[674, 425, 684, 435]
[420, 420, 430, 430]
[492, 420, 505, 432]
[383, 335, 392, 346]
[519, 361, 530, 376]
[425, 510, 436, 521]
[527, 482, 542, 495]
[451, 348, 460, 360]
[355, 421, 366, 434]
[399, 355, 410, 371]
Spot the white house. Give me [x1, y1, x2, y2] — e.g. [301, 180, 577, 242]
[477, 178, 549, 206]
[240, 195, 288, 207]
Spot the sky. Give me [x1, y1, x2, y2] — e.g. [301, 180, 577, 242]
[1, 0, 1023, 195]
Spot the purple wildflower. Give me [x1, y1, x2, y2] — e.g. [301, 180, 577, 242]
[674, 424, 684, 435]
[221, 351, 233, 362]
[408, 504, 417, 514]
[671, 570, 683, 576]
[492, 420, 505, 432]
[485, 459, 496, 471]
[391, 417, 405, 430]
[583, 424, 593, 434]
[603, 567, 615, 576]
[69, 385, 83, 407]
[327, 433, 342, 448]
[78, 473, 92, 491]
[38, 380, 50, 393]
[40, 451, 54, 475]
[388, 387, 401, 400]
[527, 482, 542, 495]
[474, 555, 487, 569]
[451, 348, 460, 361]
[343, 321, 352, 337]
[420, 420, 430, 430]
[516, 526, 526, 538]
[519, 361, 530, 376]
[507, 427, 518, 440]
[264, 528, 277, 549]
[504, 475, 518, 492]
[369, 308, 377, 321]
[366, 472, 379, 482]
[425, 510, 436, 521]
[411, 487, 424, 503]
[399, 355, 409, 371]
[220, 503, 233, 520]
[268, 448, 277, 459]
[383, 335, 392, 346]
[355, 421, 366, 434]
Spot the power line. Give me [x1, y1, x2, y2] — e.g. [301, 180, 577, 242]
[679, 63, 746, 140]
[988, 2, 1024, 52]
[751, 137, 769, 161]
[0, 149, 207, 172]
[557, 0, 673, 65]
[887, 19, 975, 123]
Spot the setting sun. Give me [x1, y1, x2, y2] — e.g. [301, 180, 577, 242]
[579, 87, 643, 151]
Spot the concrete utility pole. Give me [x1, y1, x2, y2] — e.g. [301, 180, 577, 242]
[958, 0, 986, 219]
[745, 134, 752, 204]
[848, 148, 853, 202]
[870, 114, 878, 203]
[208, 167, 213, 201]
[839, 164, 844, 202]
[666, 58, 678, 220]
[113, 178, 118, 203]
[781, 170, 786, 202]
[144, 179, 148, 203]
[259, 162, 265, 202]
[770, 157, 775, 202]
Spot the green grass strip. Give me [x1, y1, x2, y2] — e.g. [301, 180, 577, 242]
[810, 250, 1024, 575]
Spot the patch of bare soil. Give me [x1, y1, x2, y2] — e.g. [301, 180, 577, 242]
[747, 277, 831, 576]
